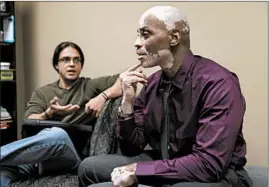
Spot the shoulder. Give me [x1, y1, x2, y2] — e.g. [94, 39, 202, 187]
[34, 81, 58, 94]
[31, 80, 63, 99]
[193, 55, 241, 88]
[193, 55, 243, 103]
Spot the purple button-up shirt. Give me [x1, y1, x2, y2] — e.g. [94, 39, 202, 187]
[117, 51, 247, 182]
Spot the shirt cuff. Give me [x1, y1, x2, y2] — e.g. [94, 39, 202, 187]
[136, 161, 155, 176]
[117, 116, 136, 139]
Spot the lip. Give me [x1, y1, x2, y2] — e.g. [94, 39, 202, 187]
[138, 55, 147, 62]
[136, 51, 147, 56]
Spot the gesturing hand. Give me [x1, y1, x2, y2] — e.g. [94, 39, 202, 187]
[46, 97, 80, 117]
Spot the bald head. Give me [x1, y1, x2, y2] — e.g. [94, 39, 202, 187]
[139, 6, 190, 32]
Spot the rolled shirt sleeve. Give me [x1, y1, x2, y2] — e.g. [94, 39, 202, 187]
[24, 90, 47, 118]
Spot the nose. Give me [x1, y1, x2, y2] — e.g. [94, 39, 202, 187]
[69, 59, 75, 66]
[134, 36, 142, 49]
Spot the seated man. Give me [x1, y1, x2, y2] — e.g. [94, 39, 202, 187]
[78, 6, 253, 187]
[0, 41, 130, 187]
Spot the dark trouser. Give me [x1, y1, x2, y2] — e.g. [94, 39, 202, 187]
[77, 153, 252, 187]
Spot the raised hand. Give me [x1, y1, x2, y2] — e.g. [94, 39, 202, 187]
[119, 63, 147, 102]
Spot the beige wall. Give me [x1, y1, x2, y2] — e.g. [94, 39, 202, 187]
[15, 2, 268, 166]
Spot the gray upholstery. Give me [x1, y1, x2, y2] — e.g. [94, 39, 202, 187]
[245, 165, 268, 187]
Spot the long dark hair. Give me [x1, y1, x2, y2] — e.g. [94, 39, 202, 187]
[52, 41, 85, 72]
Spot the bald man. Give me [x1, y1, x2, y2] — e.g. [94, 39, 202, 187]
[78, 6, 252, 187]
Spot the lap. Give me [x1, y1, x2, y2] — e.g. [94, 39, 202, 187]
[81, 152, 154, 170]
[171, 182, 228, 187]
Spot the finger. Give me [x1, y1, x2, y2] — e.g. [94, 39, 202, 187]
[111, 172, 117, 182]
[91, 110, 97, 117]
[86, 108, 92, 114]
[96, 111, 101, 118]
[50, 97, 59, 104]
[113, 176, 122, 187]
[126, 63, 142, 72]
[127, 77, 148, 85]
[66, 105, 80, 112]
[72, 104, 80, 109]
[51, 104, 72, 110]
[125, 71, 147, 79]
[85, 105, 89, 113]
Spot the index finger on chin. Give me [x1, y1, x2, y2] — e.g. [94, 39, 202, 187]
[126, 63, 142, 72]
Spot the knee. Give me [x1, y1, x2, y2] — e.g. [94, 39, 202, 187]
[78, 157, 96, 179]
[78, 156, 104, 184]
[42, 127, 69, 142]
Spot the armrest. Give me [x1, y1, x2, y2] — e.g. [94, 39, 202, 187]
[21, 119, 92, 138]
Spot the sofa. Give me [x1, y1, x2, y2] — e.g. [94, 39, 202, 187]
[10, 98, 268, 187]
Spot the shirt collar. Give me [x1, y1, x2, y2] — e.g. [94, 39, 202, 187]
[158, 50, 195, 90]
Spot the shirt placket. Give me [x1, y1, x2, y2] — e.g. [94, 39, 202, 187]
[161, 83, 172, 160]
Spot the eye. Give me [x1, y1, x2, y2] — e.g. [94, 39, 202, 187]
[73, 57, 81, 64]
[59, 57, 71, 63]
[142, 31, 150, 39]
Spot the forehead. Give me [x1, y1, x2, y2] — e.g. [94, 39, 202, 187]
[138, 14, 168, 33]
[59, 47, 80, 58]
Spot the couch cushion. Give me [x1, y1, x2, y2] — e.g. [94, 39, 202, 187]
[245, 165, 268, 187]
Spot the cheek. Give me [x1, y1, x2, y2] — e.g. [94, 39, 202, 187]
[144, 40, 170, 55]
[143, 49, 174, 67]
[75, 64, 82, 71]
[57, 64, 65, 72]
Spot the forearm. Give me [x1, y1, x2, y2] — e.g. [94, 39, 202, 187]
[117, 116, 147, 156]
[27, 112, 48, 120]
[26, 108, 52, 120]
[136, 152, 222, 182]
[102, 78, 122, 99]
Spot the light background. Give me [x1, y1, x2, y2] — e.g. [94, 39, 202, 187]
[14, 2, 268, 166]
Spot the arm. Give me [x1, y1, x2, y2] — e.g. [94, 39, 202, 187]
[85, 74, 122, 117]
[102, 77, 122, 99]
[90, 74, 122, 99]
[134, 77, 246, 182]
[116, 87, 148, 155]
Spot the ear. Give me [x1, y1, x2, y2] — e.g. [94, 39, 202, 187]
[170, 29, 181, 47]
[55, 64, 59, 70]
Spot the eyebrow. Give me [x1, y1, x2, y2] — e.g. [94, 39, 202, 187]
[137, 26, 150, 33]
[60, 55, 80, 59]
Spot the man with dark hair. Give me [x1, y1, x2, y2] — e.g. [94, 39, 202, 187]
[78, 6, 252, 187]
[0, 41, 136, 187]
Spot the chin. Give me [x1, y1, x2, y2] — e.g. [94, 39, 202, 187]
[65, 76, 79, 81]
[141, 60, 158, 68]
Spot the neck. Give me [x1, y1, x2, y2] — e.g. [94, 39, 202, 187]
[161, 46, 189, 78]
[58, 77, 78, 90]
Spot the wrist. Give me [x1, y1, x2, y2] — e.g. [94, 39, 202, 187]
[122, 95, 135, 104]
[100, 92, 109, 101]
[45, 107, 54, 119]
[121, 100, 134, 114]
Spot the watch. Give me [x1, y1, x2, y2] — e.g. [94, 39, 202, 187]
[118, 106, 134, 118]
